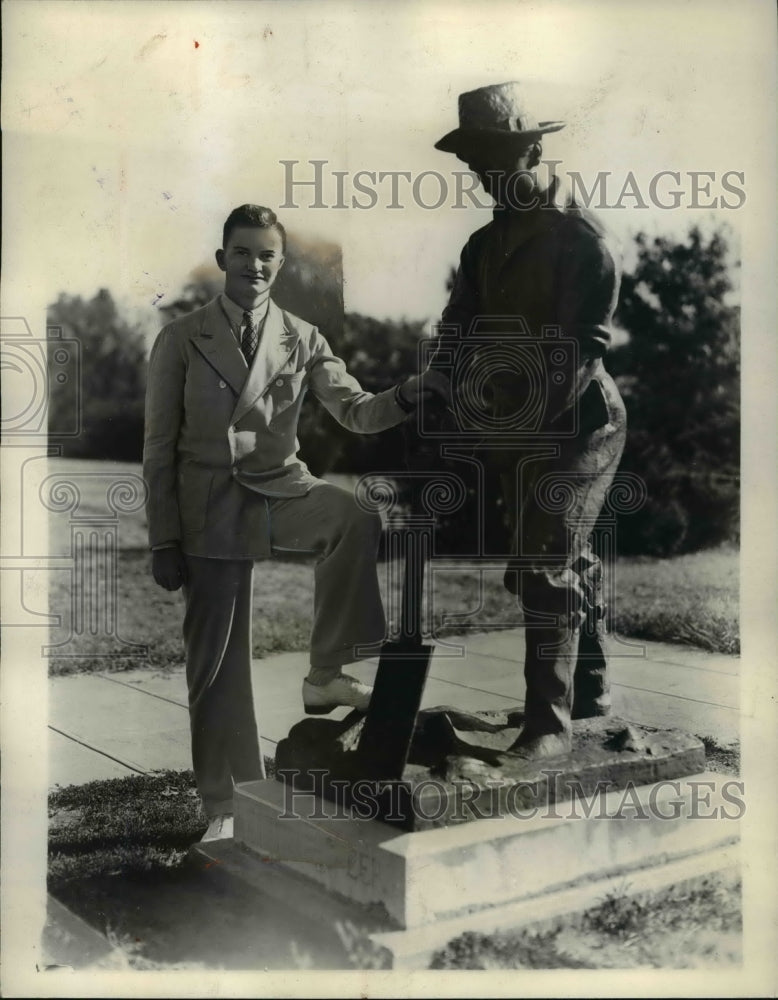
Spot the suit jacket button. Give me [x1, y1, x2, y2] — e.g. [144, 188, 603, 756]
[219, 380, 227, 389]
[275, 378, 284, 386]
[231, 468, 238, 477]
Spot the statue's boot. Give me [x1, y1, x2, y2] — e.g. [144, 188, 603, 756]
[509, 624, 578, 759]
[571, 622, 611, 719]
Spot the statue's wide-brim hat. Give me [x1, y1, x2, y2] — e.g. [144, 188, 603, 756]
[435, 81, 565, 155]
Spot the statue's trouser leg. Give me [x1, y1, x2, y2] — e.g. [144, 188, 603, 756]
[503, 411, 627, 753]
[572, 553, 611, 719]
[519, 607, 580, 750]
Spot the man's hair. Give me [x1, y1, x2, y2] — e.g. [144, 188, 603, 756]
[222, 204, 287, 253]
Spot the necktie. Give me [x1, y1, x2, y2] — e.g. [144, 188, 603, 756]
[241, 311, 258, 366]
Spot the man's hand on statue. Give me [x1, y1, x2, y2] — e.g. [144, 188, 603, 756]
[397, 369, 452, 409]
[152, 544, 188, 591]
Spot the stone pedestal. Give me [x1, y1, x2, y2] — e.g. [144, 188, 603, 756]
[191, 713, 741, 967]
[232, 769, 740, 937]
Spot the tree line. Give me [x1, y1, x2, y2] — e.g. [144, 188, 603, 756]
[47, 224, 740, 557]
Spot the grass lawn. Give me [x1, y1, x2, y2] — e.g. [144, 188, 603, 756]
[429, 873, 741, 970]
[48, 544, 739, 675]
[613, 546, 739, 654]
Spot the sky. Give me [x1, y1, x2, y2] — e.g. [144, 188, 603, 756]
[3, 0, 774, 333]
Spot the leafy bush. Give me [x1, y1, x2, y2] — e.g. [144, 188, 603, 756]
[48, 289, 147, 460]
[610, 225, 740, 554]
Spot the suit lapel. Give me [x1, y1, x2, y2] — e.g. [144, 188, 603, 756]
[189, 299, 248, 395]
[232, 300, 300, 424]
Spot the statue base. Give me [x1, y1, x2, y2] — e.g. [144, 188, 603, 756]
[218, 765, 739, 966]
[188, 712, 739, 967]
[273, 709, 707, 830]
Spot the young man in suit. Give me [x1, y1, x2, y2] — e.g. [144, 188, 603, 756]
[143, 204, 449, 841]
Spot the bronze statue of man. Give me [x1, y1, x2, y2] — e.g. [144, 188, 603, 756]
[429, 82, 627, 760]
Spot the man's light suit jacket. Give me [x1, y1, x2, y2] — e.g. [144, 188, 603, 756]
[143, 297, 407, 559]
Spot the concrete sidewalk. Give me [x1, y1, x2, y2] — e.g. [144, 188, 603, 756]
[48, 630, 739, 787]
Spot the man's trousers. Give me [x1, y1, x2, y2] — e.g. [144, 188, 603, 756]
[182, 481, 384, 817]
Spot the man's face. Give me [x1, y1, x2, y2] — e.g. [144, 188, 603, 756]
[216, 225, 285, 307]
[459, 142, 537, 206]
